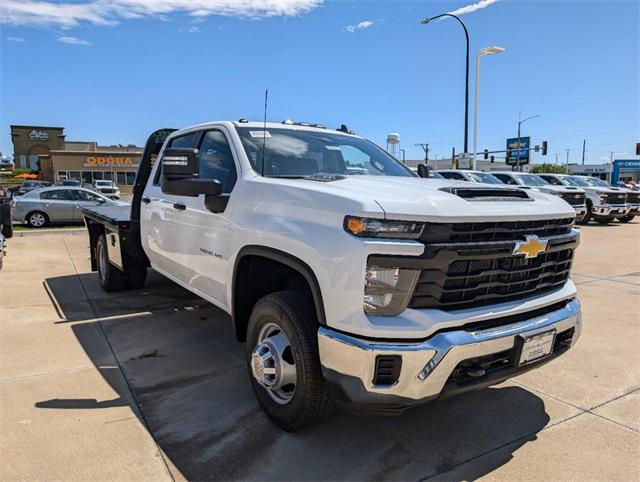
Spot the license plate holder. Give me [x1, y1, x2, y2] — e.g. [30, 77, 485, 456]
[516, 330, 556, 366]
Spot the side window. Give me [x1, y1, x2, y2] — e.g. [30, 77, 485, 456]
[494, 174, 516, 185]
[544, 176, 562, 186]
[197, 130, 237, 193]
[153, 132, 198, 185]
[73, 190, 102, 202]
[41, 189, 72, 200]
[443, 172, 465, 180]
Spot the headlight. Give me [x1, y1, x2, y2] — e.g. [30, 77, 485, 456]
[345, 216, 424, 239]
[364, 266, 420, 316]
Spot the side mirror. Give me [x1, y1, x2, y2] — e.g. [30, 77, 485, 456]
[161, 147, 222, 197]
[97, 197, 106, 203]
[417, 164, 432, 178]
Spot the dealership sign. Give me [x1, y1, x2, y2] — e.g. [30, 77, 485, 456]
[29, 130, 49, 141]
[506, 136, 530, 165]
[84, 156, 138, 168]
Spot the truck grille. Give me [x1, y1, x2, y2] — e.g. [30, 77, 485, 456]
[371, 218, 578, 312]
[100, 188, 115, 194]
[627, 192, 639, 204]
[560, 193, 585, 206]
[604, 193, 626, 204]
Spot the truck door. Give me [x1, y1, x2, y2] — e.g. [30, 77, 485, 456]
[141, 131, 199, 283]
[178, 129, 238, 305]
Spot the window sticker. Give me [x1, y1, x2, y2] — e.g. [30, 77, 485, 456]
[249, 131, 271, 138]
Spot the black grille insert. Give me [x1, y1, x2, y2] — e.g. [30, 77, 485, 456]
[604, 193, 626, 204]
[560, 192, 586, 206]
[440, 187, 530, 200]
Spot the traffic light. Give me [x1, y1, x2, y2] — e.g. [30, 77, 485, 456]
[490, 155, 495, 163]
[542, 141, 548, 156]
[483, 149, 489, 160]
[636, 142, 640, 156]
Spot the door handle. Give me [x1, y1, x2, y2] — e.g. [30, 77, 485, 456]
[142, 197, 151, 204]
[173, 203, 186, 211]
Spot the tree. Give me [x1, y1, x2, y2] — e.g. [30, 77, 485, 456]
[531, 163, 570, 174]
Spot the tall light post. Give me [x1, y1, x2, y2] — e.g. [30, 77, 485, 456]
[516, 112, 540, 171]
[421, 13, 470, 159]
[472, 46, 505, 170]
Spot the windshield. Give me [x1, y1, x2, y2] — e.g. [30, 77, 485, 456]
[582, 177, 609, 188]
[562, 176, 589, 187]
[516, 174, 549, 186]
[467, 172, 503, 184]
[236, 127, 415, 178]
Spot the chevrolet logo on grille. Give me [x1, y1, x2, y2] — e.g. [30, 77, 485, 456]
[513, 235, 549, 259]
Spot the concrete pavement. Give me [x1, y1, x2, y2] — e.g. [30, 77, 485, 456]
[1, 222, 638, 480]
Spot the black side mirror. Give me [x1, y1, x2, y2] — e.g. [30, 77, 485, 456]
[417, 164, 432, 178]
[161, 147, 222, 197]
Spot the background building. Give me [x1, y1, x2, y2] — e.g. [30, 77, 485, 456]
[10, 125, 142, 195]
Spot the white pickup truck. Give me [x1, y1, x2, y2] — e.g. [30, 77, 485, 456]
[82, 122, 582, 431]
[538, 174, 634, 224]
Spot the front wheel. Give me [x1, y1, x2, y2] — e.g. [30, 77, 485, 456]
[617, 214, 635, 223]
[593, 214, 614, 225]
[577, 203, 591, 225]
[246, 291, 332, 432]
[26, 211, 48, 228]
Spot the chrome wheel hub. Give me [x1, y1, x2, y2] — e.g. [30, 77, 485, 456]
[30, 214, 45, 227]
[251, 322, 297, 405]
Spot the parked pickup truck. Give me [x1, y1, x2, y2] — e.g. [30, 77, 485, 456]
[491, 172, 589, 224]
[538, 174, 632, 224]
[82, 122, 582, 431]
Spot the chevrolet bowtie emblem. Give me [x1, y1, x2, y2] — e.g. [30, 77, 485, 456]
[513, 235, 549, 259]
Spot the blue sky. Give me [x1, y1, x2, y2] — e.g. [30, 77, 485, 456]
[1, 0, 638, 164]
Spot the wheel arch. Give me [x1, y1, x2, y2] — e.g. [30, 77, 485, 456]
[232, 245, 326, 342]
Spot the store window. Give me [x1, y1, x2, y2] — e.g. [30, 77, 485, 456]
[68, 171, 81, 181]
[103, 172, 113, 181]
[117, 172, 126, 186]
[57, 171, 68, 182]
[93, 171, 104, 180]
[82, 172, 93, 184]
[126, 172, 136, 185]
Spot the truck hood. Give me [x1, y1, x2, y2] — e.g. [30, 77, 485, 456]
[265, 176, 576, 222]
[532, 185, 585, 194]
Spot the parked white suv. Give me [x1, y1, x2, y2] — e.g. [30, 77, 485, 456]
[81, 122, 582, 431]
[492, 172, 588, 223]
[93, 180, 121, 199]
[538, 174, 631, 224]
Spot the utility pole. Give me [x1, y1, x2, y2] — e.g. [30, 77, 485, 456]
[451, 147, 456, 169]
[415, 143, 429, 162]
[581, 139, 586, 165]
[400, 149, 406, 163]
[555, 153, 558, 165]
[609, 151, 614, 163]
[565, 148, 570, 170]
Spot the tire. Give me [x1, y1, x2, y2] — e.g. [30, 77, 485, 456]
[96, 234, 125, 292]
[617, 214, 635, 223]
[593, 215, 614, 225]
[577, 202, 591, 225]
[246, 291, 333, 432]
[26, 211, 49, 228]
[124, 266, 147, 290]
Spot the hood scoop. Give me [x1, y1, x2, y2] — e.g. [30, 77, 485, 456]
[440, 187, 531, 201]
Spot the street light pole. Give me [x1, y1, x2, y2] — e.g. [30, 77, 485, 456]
[515, 112, 540, 172]
[473, 46, 505, 170]
[421, 13, 470, 158]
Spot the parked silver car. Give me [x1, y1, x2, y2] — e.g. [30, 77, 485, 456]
[12, 187, 127, 228]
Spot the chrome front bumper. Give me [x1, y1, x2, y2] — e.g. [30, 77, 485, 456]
[593, 204, 629, 216]
[319, 299, 581, 409]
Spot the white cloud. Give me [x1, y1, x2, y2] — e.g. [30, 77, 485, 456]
[180, 25, 201, 33]
[57, 35, 91, 45]
[449, 0, 500, 16]
[6, 36, 25, 42]
[0, 1, 323, 28]
[345, 20, 374, 33]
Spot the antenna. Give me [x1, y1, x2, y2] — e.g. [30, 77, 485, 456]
[261, 89, 269, 176]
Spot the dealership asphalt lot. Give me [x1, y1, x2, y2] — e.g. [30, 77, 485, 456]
[1, 223, 639, 481]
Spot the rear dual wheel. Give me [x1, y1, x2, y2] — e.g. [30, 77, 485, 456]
[246, 291, 332, 432]
[96, 234, 147, 292]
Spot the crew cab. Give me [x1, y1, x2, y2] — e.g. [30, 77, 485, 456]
[538, 174, 632, 224]
[437, 169, 504, 185]
[492, 172, 588, 224]
[82, 122, 582, 431]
